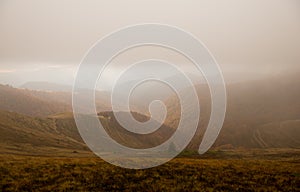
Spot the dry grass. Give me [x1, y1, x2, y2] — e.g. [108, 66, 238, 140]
[1, 150, 299, 191]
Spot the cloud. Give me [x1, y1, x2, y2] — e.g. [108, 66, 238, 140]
[0, 69, 15, 73]
[16, 63, 76, 72]
[46, 65, 71, 69]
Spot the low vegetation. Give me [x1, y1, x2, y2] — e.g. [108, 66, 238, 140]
[1, 150, 299, 191]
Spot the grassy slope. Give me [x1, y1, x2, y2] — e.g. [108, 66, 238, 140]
[0, 110, 87, 155]
[0, 150, 299, 191]
[1, 109, 299, 156]
[164, 73, 300, 149]
[0, 110, 175, 155]
[0, 85, 70, 117]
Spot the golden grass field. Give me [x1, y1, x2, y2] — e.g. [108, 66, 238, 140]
[1, 149, 299, 192]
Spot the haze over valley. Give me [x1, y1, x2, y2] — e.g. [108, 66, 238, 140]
[0, 71, 299, 155]
[0, 1, 299, 191]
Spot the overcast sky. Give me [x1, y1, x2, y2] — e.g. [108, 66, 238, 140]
[0, 0, 299, 86]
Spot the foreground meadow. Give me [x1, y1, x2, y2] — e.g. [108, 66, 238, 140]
[0, 150, 299, 191]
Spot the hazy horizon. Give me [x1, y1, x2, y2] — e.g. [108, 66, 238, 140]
[0, 1, 299, 190]
[1, 0, 300, 87]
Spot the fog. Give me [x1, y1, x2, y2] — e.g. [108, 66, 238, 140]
[0, 0, 299, 87]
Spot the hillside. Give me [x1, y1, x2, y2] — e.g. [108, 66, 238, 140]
[0, 84, 112, 117]
[0, 72, 299, 152]
[1, 108, 299, 156]
[0, 110, 174, 155]
[164, 73, 300, 149]
[0, 110, 87, 153]
[0, 85, 70, 117]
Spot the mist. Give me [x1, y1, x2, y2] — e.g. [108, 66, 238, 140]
[0, 0, 299, 87]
